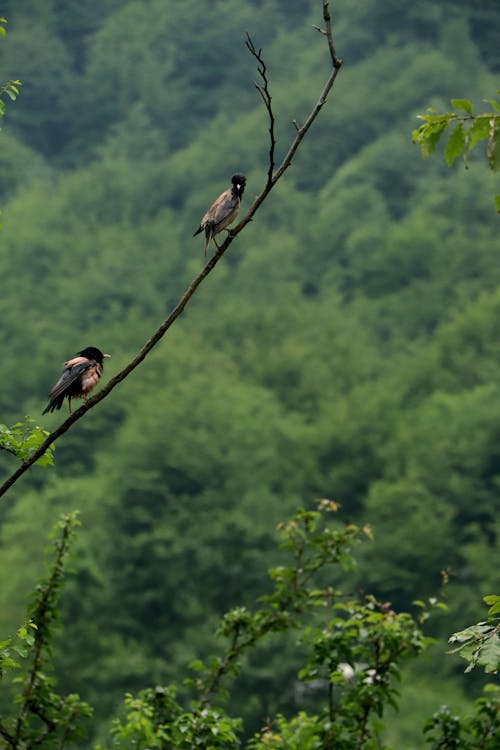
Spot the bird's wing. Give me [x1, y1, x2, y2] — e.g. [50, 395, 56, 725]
[47, 360, 93, 400]
[208, 190, 238, 231]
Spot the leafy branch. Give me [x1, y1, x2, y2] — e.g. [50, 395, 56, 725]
[0, 417, 54, 467]
[448, 594, 500, 674]
[0, 78, 21, 119]
[412, 94, 500, 211]
[0, 1, 343, 501]
[0, 513, 92, 750]
[0, 18, 21, 119]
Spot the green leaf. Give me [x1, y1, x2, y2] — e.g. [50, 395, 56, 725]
[495, 194, 500, 213]
[451, 98, 472, 114]
[413, 120, 449, 157]
[484, 595, 500, 616]
[478, 633, 500, 673]
[467, 116, 491, 151]
[484, 98, 500, 112]
[484, 595, 500, 606]
[445, 122, 466, 166]
[189, 660, 206, 673]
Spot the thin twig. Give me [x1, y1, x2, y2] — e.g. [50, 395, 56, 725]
[0, 0, 343, 501]
[315, 1, 340, 69]
[245, 33, 276, 186]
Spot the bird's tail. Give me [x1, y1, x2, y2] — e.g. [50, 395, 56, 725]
[42, 396, 63, 414]
[204, 224, 215, 256]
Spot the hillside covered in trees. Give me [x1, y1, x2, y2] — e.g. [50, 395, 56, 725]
[0, 1, 498, 747]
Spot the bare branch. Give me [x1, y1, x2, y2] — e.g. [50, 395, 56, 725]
[245, 33, 276, 186]
[0, 1, 343, 501]
[316, 1, 341, 69]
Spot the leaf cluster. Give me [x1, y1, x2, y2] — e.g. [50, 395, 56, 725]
[448, 595, 500, 675]
[0, 417, 54, 467]
[110, 688, 241, 750]
[0, 18, 21, 119]
[412, 95, 500, 210]
[424, 687, 499, 750]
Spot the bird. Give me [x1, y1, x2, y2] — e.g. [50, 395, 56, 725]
[194, 173, 246, 255]
[42, 346, 110, 414]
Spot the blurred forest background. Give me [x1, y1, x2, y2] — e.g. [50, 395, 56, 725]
[0, 0, 498, 747]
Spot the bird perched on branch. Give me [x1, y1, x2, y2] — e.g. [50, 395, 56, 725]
[194, 173, 246, 255]
[43, 346, 110, 414]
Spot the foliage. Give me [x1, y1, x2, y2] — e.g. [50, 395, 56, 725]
[0, 417, 54, 467]
[423, 686, 500, 750]
[0, 512, 92, 749]
[448, 595, 500, 675]
[0, 503, 495, 750]
[413, 94, 500, 211]
[0, 77, 21, 119]
[105, 502, 432, 749]
[109, 687, 241, 750]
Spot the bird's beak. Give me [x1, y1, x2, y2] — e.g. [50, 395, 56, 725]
[103, 353, 111, 358]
